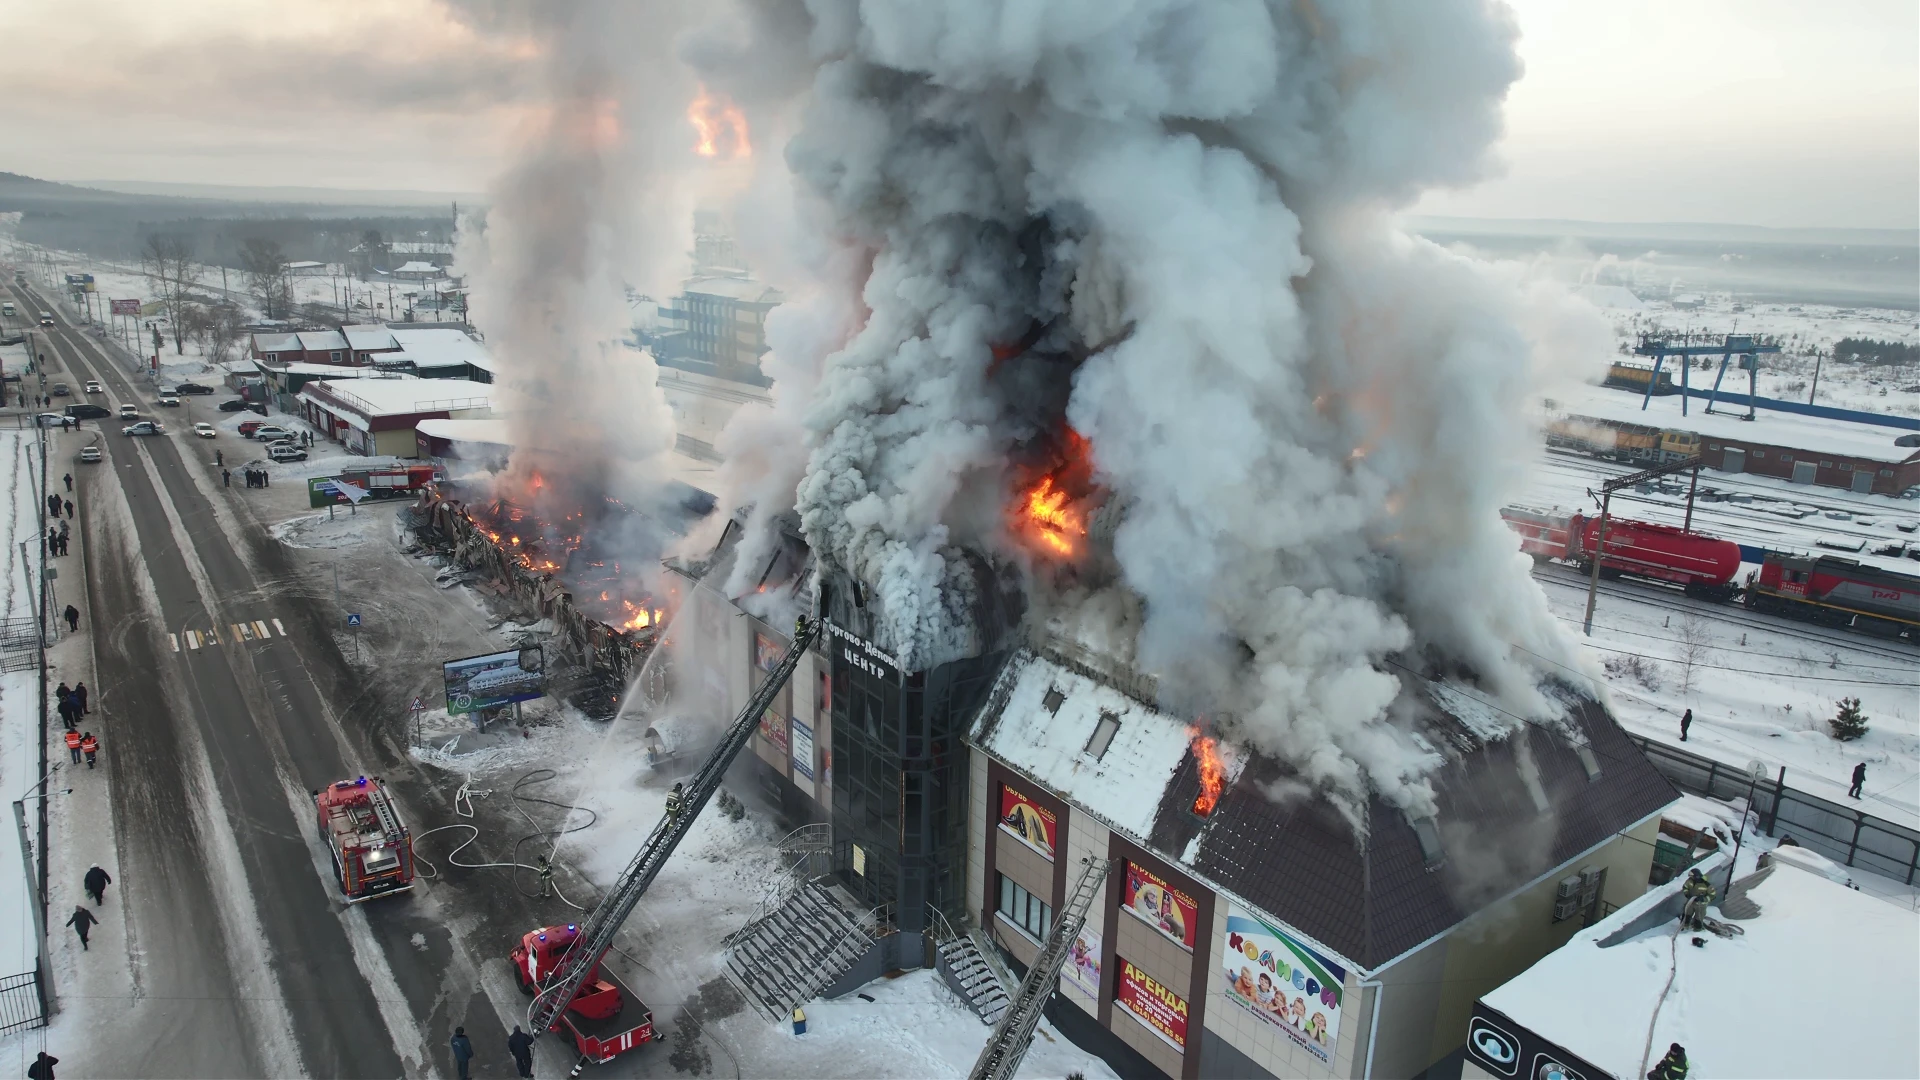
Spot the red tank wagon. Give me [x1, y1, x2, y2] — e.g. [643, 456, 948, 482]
[313, 777, 415, 903]
[1502, 506, 1742, 598]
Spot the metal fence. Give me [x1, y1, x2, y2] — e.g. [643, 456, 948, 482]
[0, 969, 45, 1033]
[1631, 735, 1920, 885]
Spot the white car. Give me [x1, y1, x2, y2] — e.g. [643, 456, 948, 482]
[35, 413, 63, 427]
[84, 381, 103, 395]
[117, 403, 138, 420]
[79, 446, 102, 464]
[193, 422, 216, 439]
[158, 394, 180, 407]
[267, 443, 308, 463]
[253, 425, 296, 442]
[122, 421, 164, 437]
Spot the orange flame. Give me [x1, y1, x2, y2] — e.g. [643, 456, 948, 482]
[688, 86, 751, 159]
[1014, 428, 1094, 559]
[1024, 477, 1085, 556]
[1189, 727, 1225, 816]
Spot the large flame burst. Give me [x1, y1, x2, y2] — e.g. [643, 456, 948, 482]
[1013, 428, 1095, 560]
[688, 86, 751, 159]
[1189, 727, 1226, 816]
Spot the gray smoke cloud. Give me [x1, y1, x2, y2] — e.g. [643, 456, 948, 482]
[701, 0, 1610, 822]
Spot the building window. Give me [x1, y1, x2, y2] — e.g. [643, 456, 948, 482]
[1752, 451, 1765, 459]
[1707, 444, 1720, 451]
[1881, 469, 1895, 477]
[997, 873, 1051, 942]
[1820, 461, 1832, 469]
[1780, 454, 1793, 463]
[1839, 463, 1852, 471]
[330, 351, 342, 362]
[1084, 711, 1120, 760]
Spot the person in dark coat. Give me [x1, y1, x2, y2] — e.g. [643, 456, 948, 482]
[47, 493, 61, 519]
[63, 498, 73, 519]
[84, 865, 112, 906]
[1849, 762, 1866, 799]
[222, 468, 231, 488]
[46, 526, 57, 555]
[57, 697, 76, 731]
[55, 682, 72, 715]
[26, 1050, 57, 1080]
[450, 1027, 475, 1080]
[73, 682, 88, 715]
[507, 1024, 535, 1078]
[65, 905, 98, 950]
[1679, 708, 1692, 741]
[64, 604, 79, 632]
[64, 472, 72, 492]
[1648, 1042, 1689, 1079]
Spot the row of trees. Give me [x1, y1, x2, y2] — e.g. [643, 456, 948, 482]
[138, 231, 325, 354]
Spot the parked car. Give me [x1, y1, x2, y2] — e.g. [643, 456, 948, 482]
[64, 403, 111, 420]
[253, 425, 295, 442]
[172, 382, 215, 395]
[84, 380, 103, 395]
[159, 394, 180, 407]
[193, 422, 216, 439]
[50, 383, 69, 396]
[79, 446, 102, 464]
[267, 443, 308, 462]
[237, 420, 266, 438]
[117, 404, 138, 420]
[35, 412, 64, 427]
[122, 421, 164, 437]
[217, 398, 249, 412]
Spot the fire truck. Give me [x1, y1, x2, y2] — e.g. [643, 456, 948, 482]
[338, 464, 444, 500]
[314, 776, 416, 902]
[513, 617, 820, 1074]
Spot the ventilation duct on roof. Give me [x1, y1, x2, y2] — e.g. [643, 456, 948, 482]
[1408, 814, 1446, 871]
[1576, 746, 1602, 783]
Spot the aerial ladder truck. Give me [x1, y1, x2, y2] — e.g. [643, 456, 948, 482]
[968, 855, 1113, 1080]
[513, 615, 821, 1074]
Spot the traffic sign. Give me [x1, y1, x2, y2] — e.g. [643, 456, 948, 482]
[346, 613, 363, 627]
[410, 697, 425, 712]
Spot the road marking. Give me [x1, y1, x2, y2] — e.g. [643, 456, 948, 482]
[186, 630, 201, 650]
[253, 620, 271, 639]
[169, 633, 179, 653]
[234, 622, 251, 641]
[272, 618, 286, 637]
[208, 625, 220, 644]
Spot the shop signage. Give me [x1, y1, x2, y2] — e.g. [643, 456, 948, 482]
[998, 784, 1056, 860]
[790, 717, 815, 781]
[1121, 860, 1198, 949]
[1115, 958, 1188, 1050]
[1061, 926, 1101, 1001]
[1222, 904, 1347, 1063]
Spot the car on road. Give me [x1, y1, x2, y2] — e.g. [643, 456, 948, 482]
[217, 398, 249, 412]
[117, 404, 138, 420]
[159, 394, 180, 407]
[237, 420, 266, 438]
[79, 446, 102, 464]
[252, 425, 295, 442]
[84, 380, 103, 395]
[193, 422, 216, 438]
[267, 443, 308, 463]
[64, 403, 111, 420]
[35, 412, 64, 427]
[38, 312, 54, 326]
[122, 420, 164, 437]
[51, 382, 69, 396]
[172, 382, 215, 395]
[0, 302, 13, 317]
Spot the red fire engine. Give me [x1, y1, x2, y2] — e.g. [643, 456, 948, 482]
[314, 776, 415, 902]
[512, 924, 653, 1068]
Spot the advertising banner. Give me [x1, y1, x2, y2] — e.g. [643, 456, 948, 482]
[1061, 926, 1101, 1001]
[1115, 958, 1188, 1050]
[790, 717, 815, 781]
[1121, 861, 1198, 950]
[1221, 904, 1347, 1063]
[759, 708, 789, 754]
[111, 298, 140, 316]
[997, 785, 1056, 860]
[443, 647, 544, 715]
[308, 477, 369, 508]
[753, 629, 786, 675]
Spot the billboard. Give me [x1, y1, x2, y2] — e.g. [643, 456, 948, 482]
[998, 784, 1056, 860]
[308, 476, 370, 507]
[1115, 958, 1188, 1050]
[790, 717, 815, 781]
[1221, 904, 1347, 1063]
[110, 298, 140, 316]
[442, 647, 544, 715]
[1121, 861, 1198, 950]
[759, 707, 789, 754]
[1061, 925, 1101, 1001]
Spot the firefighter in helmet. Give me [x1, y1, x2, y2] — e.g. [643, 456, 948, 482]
[794, 614, 809, 640]
[1680, 868, 1716, 931]
[536, 855, 554, 899]
[665, 782, 685, 822]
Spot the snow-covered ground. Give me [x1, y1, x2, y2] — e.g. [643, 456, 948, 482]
[0, 431, 45, 982]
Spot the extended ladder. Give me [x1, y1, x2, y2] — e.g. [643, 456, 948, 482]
[529, 616, 822, 1034]
[968, 856, 1112, 1080]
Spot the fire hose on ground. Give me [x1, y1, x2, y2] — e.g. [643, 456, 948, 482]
[413, 768, 598, 910]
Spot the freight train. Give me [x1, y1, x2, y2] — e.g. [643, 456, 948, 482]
[1544, 414, 1702, 467]
[1502, 506, 1920, 639]
[1603, 361, 1677, 396]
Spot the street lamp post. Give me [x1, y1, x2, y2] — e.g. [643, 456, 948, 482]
[15, 769, 69, 1018]
[1725, 759, 1769, 895]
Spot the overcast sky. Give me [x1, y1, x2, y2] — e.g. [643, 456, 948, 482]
[1, 0, 1913, 229]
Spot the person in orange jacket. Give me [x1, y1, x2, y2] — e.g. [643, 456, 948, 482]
[65, 729, 82, 765]
[80, 732, 99, 769]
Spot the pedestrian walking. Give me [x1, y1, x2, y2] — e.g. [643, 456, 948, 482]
[56, 681, 71, 705]
[65, 729, 82, 765]
[450, 1027, 474, 1080]
[83, 865, 111, 906]
[1849, 762, 1866, 799]
[222, 468, 231, 487]
[81, 732, 98, 769]
[63, 472, 72, 492]
[65, 905, 97, 950]
[58, 534, 69, 557]
[64, 604, 79, 632]
[47, 526, 57, 555]
[26, 1051, 57, 1080]
[74, 681, 88, 714]
[1678, 709, 1692, 740]
[58, 697, 76, 731]
[507, 1024, 534, 1078]
[47, 492, 61, 518]
[215, 449, 223, 467]
[64, 498, 73, 519]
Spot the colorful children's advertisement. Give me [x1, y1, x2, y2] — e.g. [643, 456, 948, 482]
[759, 709, 789, 754]
[1221, 905, 1346, 1063]
[1115, 958, 1188, 1050]
[1061, 926, 1101, 1001]
[998, 785, 1056, 860]
[1121, 861, 1198, 949]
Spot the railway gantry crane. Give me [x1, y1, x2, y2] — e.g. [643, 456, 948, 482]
[515, 615, 821, 1074]
[968, 856, 1113, 1080]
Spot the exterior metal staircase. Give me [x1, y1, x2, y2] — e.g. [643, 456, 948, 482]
[968, 857, 1112, 1080]
[937, 930, 1011, 1025]
[723, 881, 877, 1021]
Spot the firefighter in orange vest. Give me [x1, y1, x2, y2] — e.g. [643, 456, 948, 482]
[80, 732, 99, 769]
[65, 729, 82, 765]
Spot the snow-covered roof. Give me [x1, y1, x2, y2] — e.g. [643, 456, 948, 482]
[285, 260, 325, 270]
[1558, 383, 1920, 463]
[342, 324, 399, 351]
[295, 330, 348, 352]
[261, 361, 411, 378]
[391, 260, 442, 275]
[389, 326, 494, 373]
[1481, 861, 1919, 1079]
[251, 332, 301, 354]
[416, 417, 513, 444]
[299, 377, 493, 427]
[682, 275, 782, 304]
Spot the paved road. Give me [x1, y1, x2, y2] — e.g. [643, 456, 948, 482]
[8, 282, 514, 1077]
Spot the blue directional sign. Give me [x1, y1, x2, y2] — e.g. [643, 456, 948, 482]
[346, 613, 363, 627]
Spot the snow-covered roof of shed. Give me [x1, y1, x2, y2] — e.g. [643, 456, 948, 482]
[251, 332, 301, 353]
[295, 330, 348, 351]
[1559, 383, 1920, 463]
[342, 324, 399, 351]
[391, 260, 442, 275]
[389, 327, 494, 372]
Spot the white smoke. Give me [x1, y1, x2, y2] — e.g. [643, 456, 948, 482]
[698, 0, 1614, 822]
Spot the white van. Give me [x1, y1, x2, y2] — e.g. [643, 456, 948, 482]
[1, 302, 14, 317]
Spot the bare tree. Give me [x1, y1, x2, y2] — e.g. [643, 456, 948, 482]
[205, 304, 245, 364]
[1676, 612, 1713, 700]
[139, 233, 199, 354]
[239, 236, 293, 320]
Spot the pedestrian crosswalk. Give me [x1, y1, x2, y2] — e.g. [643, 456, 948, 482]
[167, 617, 293, 653]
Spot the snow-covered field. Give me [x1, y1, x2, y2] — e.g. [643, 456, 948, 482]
[0, 431, 44, 981]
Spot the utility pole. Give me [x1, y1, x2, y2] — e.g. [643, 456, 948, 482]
[1583, 455, 1703, 636]
[1808, 348, 1825, 405]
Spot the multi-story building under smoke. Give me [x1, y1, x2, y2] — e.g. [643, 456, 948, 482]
[642, 224, 781, 464]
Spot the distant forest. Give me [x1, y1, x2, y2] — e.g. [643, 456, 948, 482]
[0, 172, 463, 271]
[1832, 338, 1918, 366]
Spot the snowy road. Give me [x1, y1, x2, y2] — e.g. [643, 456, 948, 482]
[12, 281, 522, 1077]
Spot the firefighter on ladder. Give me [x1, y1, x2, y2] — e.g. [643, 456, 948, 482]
[665, 782, 684, 822]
